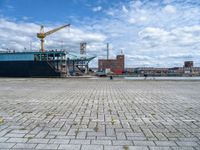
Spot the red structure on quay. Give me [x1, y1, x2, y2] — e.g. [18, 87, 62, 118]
[98, 55, 125, 75]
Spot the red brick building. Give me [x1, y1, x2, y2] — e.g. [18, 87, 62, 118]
[98, 55, 125, 75]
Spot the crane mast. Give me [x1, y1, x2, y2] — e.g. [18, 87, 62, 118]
[37, 24, 70, 52]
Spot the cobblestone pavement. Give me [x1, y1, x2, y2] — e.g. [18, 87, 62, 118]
[0, 78, 200, 150]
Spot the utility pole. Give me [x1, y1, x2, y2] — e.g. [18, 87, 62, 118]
[107, 43, 109, 60]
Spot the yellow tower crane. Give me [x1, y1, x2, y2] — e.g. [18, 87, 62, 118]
[37, 24, 70, 52]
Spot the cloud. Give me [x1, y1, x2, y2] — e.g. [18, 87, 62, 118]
[163, 0, 175, 4]
[163, 5, 176, 13]
[139, 27, 169, 40]
[0, 18, 106, 56]
[83, 0, 200, 67]
[92, 6, 102, 12]
[22, 16, 30, 21]
[122, 5, 128, 13]
[1, 0, 200, 67]
[139, 26, 200, 48]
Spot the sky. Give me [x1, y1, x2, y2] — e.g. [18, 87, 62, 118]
[0, 0, 200, 67]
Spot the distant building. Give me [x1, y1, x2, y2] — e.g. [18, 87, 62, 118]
[98, 55, 125, 75]
[183, 61, 194, 75]
[184, 61, 193, 68]
[124, 61, 200, 77]
[134, 67, 169, 76]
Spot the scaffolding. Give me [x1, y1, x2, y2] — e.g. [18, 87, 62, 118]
[66, 52, 96, 76]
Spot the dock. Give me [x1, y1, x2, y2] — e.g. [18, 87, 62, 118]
[0, 78, 200, 149]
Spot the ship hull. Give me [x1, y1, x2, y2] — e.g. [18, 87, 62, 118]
[0, 61, 63, 77]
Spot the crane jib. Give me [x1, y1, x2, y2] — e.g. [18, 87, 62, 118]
[37, 24, 70, 52]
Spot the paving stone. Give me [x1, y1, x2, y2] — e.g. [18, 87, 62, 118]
[81, 145, 103, 150]
[194, 147, 200, 150]
[178, 137, 199, 141]
[0, 143, 15, 148]
[70, 139, 90, 145]
[36, 144, 59, 149]
[11, 130, 29, 134]
[134, 140, 155, 146]
[28, 138, 49, 144]
[128, 146, 149, 150]
[106, 128, 116, 136]
[49, 139, 70, 144]
[97, 136, 116, 140]
[0, 137, 9, 142]
[126, 132, 145, 137]
[58, 144, 81, 150]
[116, 132, 126, 140]
[104, 146, 123, 150]
[13, 143, 37, 149]
[155, 141, 177, 146]
[112, 140, 133, 145]
[0, 79, 200, 149]
[35, 131, 48, 138]
[4, 133, 25, 138]
[6, 137, 28, 143]
[0, 130, 11, 137]
[176, 141, 198, 147]
[149, 147, 172, 150]
[154, 133, 168, 140]
[172, 147, 195, 150]
[91, 140, 112, 145]
[127, 136, 147, 141]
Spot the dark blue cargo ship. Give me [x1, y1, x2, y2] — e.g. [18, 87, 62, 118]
[0, 51, 67, 77]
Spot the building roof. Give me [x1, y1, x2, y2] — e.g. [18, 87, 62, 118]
[67, 51, 96, 61]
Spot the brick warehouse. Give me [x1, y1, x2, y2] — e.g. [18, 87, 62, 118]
[98, 55, 125, 75]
